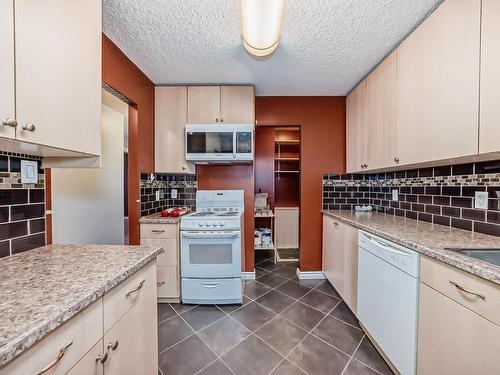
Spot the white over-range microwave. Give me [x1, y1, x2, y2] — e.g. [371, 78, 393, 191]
[185, 124, 253, 163]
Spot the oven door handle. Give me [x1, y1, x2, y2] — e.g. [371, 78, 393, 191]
[181, 231, 240, 239]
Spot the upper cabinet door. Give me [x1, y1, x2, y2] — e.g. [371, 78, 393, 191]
[187, 86, 221, 123]
[155, 86, 195, 174]
[397, 0, 481, 165]
[220, 86, 255, 124]
[14, 0, 101, 155]
[346, 80, 367, 173]
[366, 51, 397, 170]
[0, 0, 15, 139]
[479, 0, 500, 154]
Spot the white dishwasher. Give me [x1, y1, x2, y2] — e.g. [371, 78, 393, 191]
[357, 231, 420, 375]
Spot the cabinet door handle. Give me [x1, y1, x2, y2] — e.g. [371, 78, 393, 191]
[449, 280, 486, 300]
[1, 118, 17, 127]
[215, 118, 219, 122]
[96, 352, 108, 364]
[157, 281, 166, 286]
[107, 340, 119, 351]
[151, 229, 165, 233]
[126, 279, 145, 297]
[35, 341, 73, 375]
[22, 123, 36, 131]
[220, 118, 224, 123]
[394, 157, 400, 164]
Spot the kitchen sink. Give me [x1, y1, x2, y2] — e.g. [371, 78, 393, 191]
[445, 248, 500, 267]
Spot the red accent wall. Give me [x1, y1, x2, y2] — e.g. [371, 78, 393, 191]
[197, 165, 255, 272]
[102, 34, 155, 244]
[255, 97, 346, 271]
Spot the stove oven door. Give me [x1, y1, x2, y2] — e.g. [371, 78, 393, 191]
[180, 230, 242, 278]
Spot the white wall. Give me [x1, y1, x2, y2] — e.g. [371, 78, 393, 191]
[52, 102, 125, 244]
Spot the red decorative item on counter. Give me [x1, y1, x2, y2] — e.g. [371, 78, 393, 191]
[160, 207, 190, 218]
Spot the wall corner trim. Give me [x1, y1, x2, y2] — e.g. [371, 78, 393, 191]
[241, 271, 256, 280]
[296, 269, 326, 280]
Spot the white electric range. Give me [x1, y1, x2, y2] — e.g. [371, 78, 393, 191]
[180, 190, 244, 304]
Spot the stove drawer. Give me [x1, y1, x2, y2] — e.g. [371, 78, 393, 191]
[181, 278, 243, 304]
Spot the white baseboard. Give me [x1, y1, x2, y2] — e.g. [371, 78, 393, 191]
[296, 269, 326, 280]
[241, 270, 256, 280]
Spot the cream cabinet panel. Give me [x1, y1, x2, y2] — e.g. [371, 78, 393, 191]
[0, 300, 103, 375]
[346, 80, 367, 173]
[366, 51, 397, 170]
[14, 0, 101, 155]
[66, 339, 104, 375]
[155, 87, 195, 173]
[397, 0, 480, 165]
[0, 0, 15, 140]
[103, 288, 158, 375]
[187, 86, 221, 123]
[157, 266, 180, 299]
[275, 207, 299, 249]
[220, 86, 255, 123]
[417, 283, 500, 375]
[322, 216, 358, 313]
[479, 0, 500, 154]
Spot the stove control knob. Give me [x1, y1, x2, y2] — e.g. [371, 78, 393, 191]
[205, 223, 211, 227]
[212, 222, 218, 227]
[219, 221, 225, 227]
[198, 221, 204, 227]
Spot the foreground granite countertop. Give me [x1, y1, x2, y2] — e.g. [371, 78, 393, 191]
[0, 244, 163, 366]
[139, 212, 181, 224]
[322, 210, 500, 285]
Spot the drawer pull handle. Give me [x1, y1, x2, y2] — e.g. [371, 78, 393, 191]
[449, 280, 486, 300]
[107, 340, 119, 351]
[151, 229, 166, 233]
[35, 341, 73, 374]
[157, 281, 166, 286]
[96, 352, 108, 364]
[201, 282, 220, 289]
[126, 279, 145, 297]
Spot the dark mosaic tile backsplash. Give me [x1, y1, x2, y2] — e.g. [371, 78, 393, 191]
[140, 173, 197, 217]
[323, 160, 500, 237]
[0, 152, 46, 258]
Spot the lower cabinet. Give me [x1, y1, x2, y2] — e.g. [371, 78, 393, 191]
[417, 283, 500, 375]
[322, 215, 359, 313]
[67, 339, 104, 375]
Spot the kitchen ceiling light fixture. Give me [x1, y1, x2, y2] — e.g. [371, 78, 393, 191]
[240, 0, 285, 58]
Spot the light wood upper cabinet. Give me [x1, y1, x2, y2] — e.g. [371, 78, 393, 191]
[14, 0, 101, 156]
[397, 0, 480, 165]
[155, 86, 195, 173]
[322, 216, 358, 313]
[366, 51, 397, 170]
[0, 0, 15, 140]
[220, 86, 255, 123]
[417, 283, 500, 375]
[187, 85, 254, 124]
[346, 80, 367, 173]
[479, 0, 500, 154]
[187, 86, 221, 123]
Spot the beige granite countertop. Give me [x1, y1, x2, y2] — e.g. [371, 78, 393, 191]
[139, 212, 182, 224]
[0, 244, 163, 366]
[322, 210, 500, 285]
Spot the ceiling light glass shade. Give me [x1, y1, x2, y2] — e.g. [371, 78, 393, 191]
[240, 0, 285, 57]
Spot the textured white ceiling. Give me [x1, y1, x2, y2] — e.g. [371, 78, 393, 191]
[103, 0, 442, 96]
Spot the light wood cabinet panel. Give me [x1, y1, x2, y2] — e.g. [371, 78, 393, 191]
[220, 86, 255, 123]
[141, 223, 179, 239]
[0, 0, 15, 140]
[366, 51, 397, 170]
[479, 0, 500, 154]
[141, 238, 178, 267]
[155, 87, 195, 173]
[187, 86, 221, 123]
[322, 216, 358, 313]
[417, 283, 500, 375]
[66, 339, 103, 375]
[14, 0, 101, 155]
[397, 0, 480, 165]
[346, 80, 367, 173]
[103, 288, 158, 375]
[0, 300, 103, 375]
[275, 207, 299, 249]
[157, 266, 180, 299]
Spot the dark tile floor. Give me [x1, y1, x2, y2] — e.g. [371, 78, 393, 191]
[157, 253, 394, 375]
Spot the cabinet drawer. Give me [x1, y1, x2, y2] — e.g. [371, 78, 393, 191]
[0, 300, 102, 375]
[66, 339, 103, 375]
[420, 256, 500, 326]
[141, 238, 178, 267]
[140, 223, 178, 239]
[103, 261, 156, 332]
[157, 266, 179, 298]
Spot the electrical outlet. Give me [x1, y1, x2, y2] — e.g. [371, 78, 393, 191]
[171, 189, 178, 199]
[155, 190, 160, 201]
[474, 191, 488, 209]
[392, 189, 399, 201]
